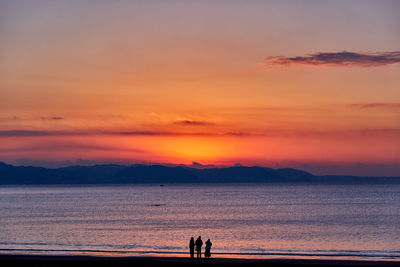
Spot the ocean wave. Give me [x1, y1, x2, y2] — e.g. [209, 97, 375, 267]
[1, 247, 399, 259]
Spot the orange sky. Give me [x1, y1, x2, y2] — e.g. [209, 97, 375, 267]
[0, 1, 399, 175]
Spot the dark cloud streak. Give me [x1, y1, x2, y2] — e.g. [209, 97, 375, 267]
[39, 116, 64, 120]
[173, 119, 213, 126]
[0, 130, 88, 136]
[0, 142, 145, 153]
[0, 130, 250, 137]
[349, 103, 400, 109]
[264, 51, 400, 67]
[1, 129, 399, 138]
[107, 130, 248, 137]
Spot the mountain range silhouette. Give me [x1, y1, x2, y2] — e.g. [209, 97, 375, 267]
[0, 162, 399, 185]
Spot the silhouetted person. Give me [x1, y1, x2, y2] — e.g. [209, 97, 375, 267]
[189, 237, 195, 258]
[195, 236, 203, 258]
[204, 239, 212, 258]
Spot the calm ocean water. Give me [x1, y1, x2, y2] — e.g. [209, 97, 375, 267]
[0, 184, 399, 260]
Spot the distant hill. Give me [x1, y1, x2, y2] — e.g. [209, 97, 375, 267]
[0, 162, 399, 185]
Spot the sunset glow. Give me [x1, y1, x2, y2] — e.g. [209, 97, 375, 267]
[1, 0, 399, 175]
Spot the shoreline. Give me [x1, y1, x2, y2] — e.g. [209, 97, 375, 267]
[1, 254, 400, 267]
[1, 248, 400, 260]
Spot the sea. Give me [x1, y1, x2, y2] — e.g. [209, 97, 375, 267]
[0, 183, 399, 260]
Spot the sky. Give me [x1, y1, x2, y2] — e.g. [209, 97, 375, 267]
[0, 0, 399, 176]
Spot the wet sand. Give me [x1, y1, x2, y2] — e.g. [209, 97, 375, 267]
[1, 255, 399, 267]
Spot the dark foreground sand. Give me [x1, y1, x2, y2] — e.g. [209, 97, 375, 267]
[1, 255, 399, 267]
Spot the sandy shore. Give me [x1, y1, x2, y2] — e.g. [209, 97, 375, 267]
[0, 255, 399, 267]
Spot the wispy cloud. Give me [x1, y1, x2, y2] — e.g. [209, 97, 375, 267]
[0, 141, 145, 153]
[0, 130, 57, 136]
[0, 130, 87, 136]
[173, 119, 213, 126]
[264, 51, 400, 67]
[108, 130, 247, 137]
[0, 130, 250, 137]
[1, 129, 399, 138]
[348, 103, 400, 109]
[39, 116, 64, 120]
[0, 116, 65, 122]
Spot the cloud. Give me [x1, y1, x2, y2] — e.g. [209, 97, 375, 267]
[173, 119, 213, 126]
[0, 130, 250, 137]
[107, 130, 248, 137]
[0, 141, 145, 153]
[0, 116, 65, 122]
[0, 130, 86, 136]
[1, 128, 399, 139]
[0, 130, 56, 136]
[348, 103, 400, 109]
[39, 116, 64, 120]
[264, 51, 400, 67]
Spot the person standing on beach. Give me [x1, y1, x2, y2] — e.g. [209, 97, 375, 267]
[189, 237, 195, 258]
[204, 239, 212, 258]
[195, 236, 203, 258]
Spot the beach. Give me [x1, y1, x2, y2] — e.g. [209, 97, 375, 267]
[1, 255, 400, 267]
